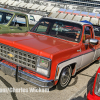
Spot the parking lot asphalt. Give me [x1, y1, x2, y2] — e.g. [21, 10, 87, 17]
[0, 61, 99, 100]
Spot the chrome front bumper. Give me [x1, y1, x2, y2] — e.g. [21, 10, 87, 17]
[0, 62, 54, 88]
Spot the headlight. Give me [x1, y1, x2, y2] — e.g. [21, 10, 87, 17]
[36, 57, 51, 77]
[95, 73, 100, 96]
[39, 58, 49, 69]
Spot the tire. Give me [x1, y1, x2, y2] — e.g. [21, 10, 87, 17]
[96, 59, 100, 64]
[56, 66, 72, 90]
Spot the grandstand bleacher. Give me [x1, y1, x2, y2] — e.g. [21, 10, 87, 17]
[0, 0, 100, 26]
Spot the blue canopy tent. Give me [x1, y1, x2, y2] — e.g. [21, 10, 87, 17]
[80, 20, 93, 25]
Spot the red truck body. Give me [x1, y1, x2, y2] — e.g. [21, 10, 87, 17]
[87, 67, 100, 100]
[0, 17, 100, 89]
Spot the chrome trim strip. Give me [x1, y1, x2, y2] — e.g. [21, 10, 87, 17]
[55, 50, 96, 80]
[0, 62, 54, 88]
[55, 56, 82, 80]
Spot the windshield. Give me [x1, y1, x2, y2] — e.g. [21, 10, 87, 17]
[0, 11, 13, 24]
[93, 25, 100, 37]
[31, 18, 82, 42]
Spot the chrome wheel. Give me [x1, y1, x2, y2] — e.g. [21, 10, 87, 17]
[60, 67, 71, 87]
[56, 66, 72, 90]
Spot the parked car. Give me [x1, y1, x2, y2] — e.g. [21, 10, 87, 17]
[87, 67, 100, 100]
[0, 8, 30, 33]
[0, 17, 100, 90]
[27, 14, 42, 28]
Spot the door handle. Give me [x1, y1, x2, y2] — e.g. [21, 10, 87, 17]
[77, 48, 81, 52]
[10, 27, 14, 29]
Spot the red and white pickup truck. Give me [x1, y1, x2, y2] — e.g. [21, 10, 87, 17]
[0, 17, 100, 90]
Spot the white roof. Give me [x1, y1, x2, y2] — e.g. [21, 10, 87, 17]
[5, 0, 14, 5]
[17, 2, 27, 7]
[36, 5, 46, 11]
[56, 13, 67, 19]
[30, 4, 40, 10]
[49, 12, 60, 18]
[0, 0, 8, 4]
[81, 16, 90, 21]
[33, 15, 42, 21]
[51, 7, 60, 12]
[99, 20, 100, 25]
[10, 1, 20, 6]
[43, 2, 56, 6]
[68, 5, 78, 10]
[45, 17, 88, 26]
[90, 18, 99, 25]
[24, 3, 33, 8]
[73, 15, 82, 22]
[43, 6, 54, 12]
[64, 14, 74, 20]
[93, 8, 100, 13]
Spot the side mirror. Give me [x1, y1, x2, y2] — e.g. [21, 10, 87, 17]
[90, 39, 98, 45]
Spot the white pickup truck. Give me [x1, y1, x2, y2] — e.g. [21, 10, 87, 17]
[27, 14, 42, 26]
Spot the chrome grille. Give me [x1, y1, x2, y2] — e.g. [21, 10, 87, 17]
[0, 43, 37, 70]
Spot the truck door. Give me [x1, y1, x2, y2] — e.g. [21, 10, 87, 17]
[81, 25, 95, 67]
[8, 15, 29, 33]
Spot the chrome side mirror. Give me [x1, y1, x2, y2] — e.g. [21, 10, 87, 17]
[90, 39, 98, 45]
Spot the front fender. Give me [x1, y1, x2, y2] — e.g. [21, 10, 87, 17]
[55, 55, 82, 80]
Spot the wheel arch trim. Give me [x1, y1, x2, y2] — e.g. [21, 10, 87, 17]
[55, 56, 82, 80]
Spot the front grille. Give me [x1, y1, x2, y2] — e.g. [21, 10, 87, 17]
[0, 43, 37, 70]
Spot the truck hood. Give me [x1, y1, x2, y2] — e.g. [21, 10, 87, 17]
[0, 32, 78, 58]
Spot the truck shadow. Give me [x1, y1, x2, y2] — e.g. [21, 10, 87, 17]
[70, 61, 97, 100]
[49, 76, 78, 91]
[0, 76, 18, 100]
[71, 94, 87, 100]
[70, 73, 95, 100]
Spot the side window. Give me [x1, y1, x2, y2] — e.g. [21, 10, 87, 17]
[85, 27, 90, 35]
[6, 14, 12, 22]
[0, 12, 13, 24]
[10, 15, 27, 27]
[93, 25, 100, 37]
[83, 26, 92, 43]
[34, 21, 49, 33]
[0, 13, 2, 21]
[30, 15, 35, 21]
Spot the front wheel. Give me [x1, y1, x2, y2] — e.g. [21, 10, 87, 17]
[56, 66, 72, 90]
